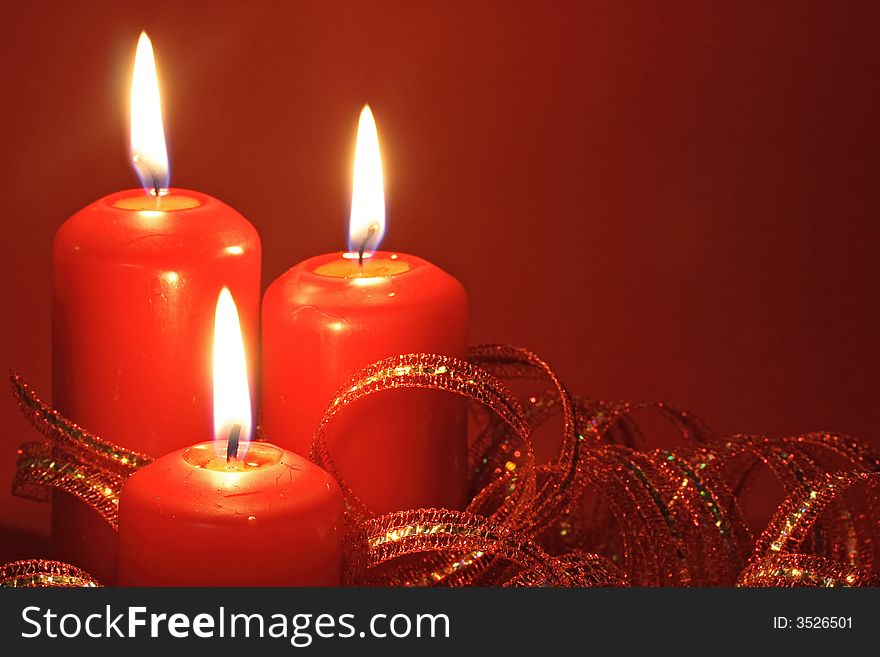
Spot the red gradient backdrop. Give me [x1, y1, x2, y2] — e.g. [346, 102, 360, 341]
[2, 1, 879, 560]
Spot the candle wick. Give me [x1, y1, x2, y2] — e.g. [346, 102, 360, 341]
[151, 173, 161, 198]
[226, 424, 242, 463]
[357, 223, 379, 266]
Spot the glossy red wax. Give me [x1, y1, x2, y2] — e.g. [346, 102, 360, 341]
[117, 442, 344, 586]
[52, 188, 261, 583]
[261, 252, 469, 514]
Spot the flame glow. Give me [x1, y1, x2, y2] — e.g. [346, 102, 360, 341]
[347, 105, 385, 257]
[213, 288, 252, 457]
[130, 31, 169, 194]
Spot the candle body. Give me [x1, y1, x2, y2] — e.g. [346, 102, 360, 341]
[261, 252, 468, 514]
[118, 442, 344, 586]
[52, 188, 261, 583]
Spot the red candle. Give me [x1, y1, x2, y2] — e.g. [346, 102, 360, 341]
[118, 442, 343, 586]
[52, 33, 260, 583]
[261, 107, 468, 514]
[118, 290, 343, 586]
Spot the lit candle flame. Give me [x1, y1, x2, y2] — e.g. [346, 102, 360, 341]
[348, 105, 385, 260]
[213, 288, 252, 459]
[130, 31, 169, 195]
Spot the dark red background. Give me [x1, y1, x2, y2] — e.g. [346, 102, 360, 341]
[2, 1, 879, 557]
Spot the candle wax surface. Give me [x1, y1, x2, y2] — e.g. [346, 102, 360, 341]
[184, 442, 281, 471]
[112, 193, 201, 211]
[313, 255, 411, 278]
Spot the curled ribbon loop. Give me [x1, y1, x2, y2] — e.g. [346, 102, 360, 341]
[10, 372, 152, 529]
[11, 372, 151, 475]
[739, 472, 880, 586]
[351, 508, 623, 587]
[310, 351, 534, 524]
[0, 559, 100, 587]
[14, 442, 126, 529]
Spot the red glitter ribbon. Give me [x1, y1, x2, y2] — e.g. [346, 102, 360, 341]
[738, 472, 880, 586]
[0, 559, 100, 588]
[10, 371, 152, 529]
[10, 344, 880, 587]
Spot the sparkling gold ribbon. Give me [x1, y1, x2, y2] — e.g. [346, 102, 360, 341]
[11, 372, 151, 474]
[738, 472, 880, 586]
[10, 372, 152, 529]
[10, 347, 880, 588]
[310, 351, 534, 524]
[0, 559, 100, 587]
[305, 346, 880, 586]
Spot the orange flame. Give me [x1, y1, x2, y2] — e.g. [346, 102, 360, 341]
[130, 31, 169, 194]
[347, 105, 385, 258]
[213, 288, 252, 457]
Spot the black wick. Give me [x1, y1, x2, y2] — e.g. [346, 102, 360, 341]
[358, 223, 380, 266]
[226, 423, 242, 463]
[133, 154, 163, 197]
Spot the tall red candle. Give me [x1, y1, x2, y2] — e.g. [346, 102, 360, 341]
[118, 290, 343, 586]
[261, 107, 468, 514]
[51, 33, 260, 583]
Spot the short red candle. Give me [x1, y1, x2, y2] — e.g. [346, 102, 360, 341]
[261, 251, 468, 514]
[52, 188, 261, 582]
[117, 441, 343, 586]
